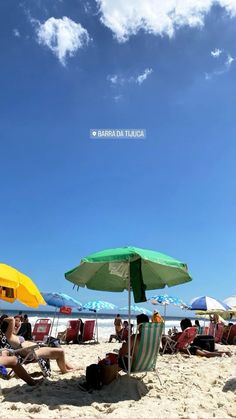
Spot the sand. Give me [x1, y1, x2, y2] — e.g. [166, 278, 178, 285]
[0, 341, 235, 419]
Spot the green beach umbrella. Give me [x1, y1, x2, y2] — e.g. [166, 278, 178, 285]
[65, 246, 192, 374]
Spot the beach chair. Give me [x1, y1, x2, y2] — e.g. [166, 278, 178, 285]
[121, 322, 164, 383]
[222, 324, 236, 344]
[32, 319, 52, 342]
[64, 320, 81, 344]
[0, 330, 51, 378]
[163, 327, 197, 355]
[208, 322, 224, 343]
[80, 320, 95, 343]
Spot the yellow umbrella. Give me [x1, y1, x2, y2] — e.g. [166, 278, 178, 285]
[0, 263, 46, 308]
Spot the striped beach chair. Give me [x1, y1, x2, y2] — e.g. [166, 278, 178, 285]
[124, 322, 163, 383]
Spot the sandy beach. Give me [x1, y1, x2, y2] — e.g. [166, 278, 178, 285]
[0, 340, 235, 419]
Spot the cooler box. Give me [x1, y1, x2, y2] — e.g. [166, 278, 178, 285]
[193, 335, 215, 352]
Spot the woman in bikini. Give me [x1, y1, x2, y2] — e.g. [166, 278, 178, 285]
[0, 316, 77, 374]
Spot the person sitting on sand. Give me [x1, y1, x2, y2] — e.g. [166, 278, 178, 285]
[194, 319, 201, 334]
[0, 353, 44, 386]
[118, 313, 149, 369]
[114, 314, 122, 335]
[163, 318, 232, 357]
[0, 316, 77, 374]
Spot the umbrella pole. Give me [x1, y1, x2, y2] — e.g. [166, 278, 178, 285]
[50, 307, 57, 339]
[128, 272, 131, 376]
[164, 304, 166, 333]
[96, 310, 98, 343]
[55, 310, 60, 337]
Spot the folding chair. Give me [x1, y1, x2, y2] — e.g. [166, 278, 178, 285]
[208, 322, 224, 343]
[163, 327, 197, 355]
[32, 319, 52, 342]
[64, 320, 81, 344]
[121, 322, 164, 384]
[80, 320, 95, 343]
[0, 330, 50, 378]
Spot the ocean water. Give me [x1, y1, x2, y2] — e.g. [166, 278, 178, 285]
[0, 309, 207, 339]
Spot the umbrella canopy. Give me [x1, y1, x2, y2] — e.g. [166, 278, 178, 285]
[150, 294, 189, 308]
[0, 263, 45, 308]
[41, 292, 82, 309]
[149, 293, 189, 321]
[65, 246, 191, 294]
[189, 295, 231, 311]
[83, 300, 117, 312]
[120, 305, 152, 315]
[65, 246, 191, 375]
[223, 295, 236, 310]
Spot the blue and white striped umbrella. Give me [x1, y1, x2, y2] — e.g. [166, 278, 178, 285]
[83, 300, 117, 312]
[189, 296, 231, 311]
[82, 300, 117, 343]
[149, 294, 189, 320]
[120, 305, 152, 315]
[150, 294, 189, 309]
[42, 292, 82, 309]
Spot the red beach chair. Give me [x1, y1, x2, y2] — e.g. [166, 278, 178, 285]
[64, 320, 81, 343]
[32, 318, 52, 342]
[208, 322, 224, 343]
[163, 327, 197, 354]
[80, 320, 95, 343]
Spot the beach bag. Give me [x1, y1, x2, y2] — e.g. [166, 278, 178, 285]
[86, 364, 103, 390]
[193, 335, 215, 352]
[99, 354, 118, 385]
[100, 363, 118, 385]
[45, 336, 61, 348]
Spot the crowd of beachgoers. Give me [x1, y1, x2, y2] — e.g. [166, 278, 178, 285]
[0, 310, 235, 418]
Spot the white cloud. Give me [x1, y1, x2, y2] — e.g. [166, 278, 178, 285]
[206, 51, 234, 79]
[36, 16, 90, 65]
[114, 94, 123, 102]
[211, 48, 222, 58]
[135, 68, 153, 85]
[13, 28, 20, 37]
[95, 0, 236, 42]
[107, 68, 153, 86]
[107, 74, 120, 84]
[225, 53, 234, 68]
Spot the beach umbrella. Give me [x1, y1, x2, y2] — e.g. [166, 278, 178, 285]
[41, 292, 82, 337]
[65, 246, 191, 375]
[149, 294, 189, 320]
[120, 305, 152, 316]
[189, 296, 231, 311]
[42, 292, 82, 309]
[223, 295, 236, 310]
[0, 263, 45, 308]
[83, 300, 117, 342]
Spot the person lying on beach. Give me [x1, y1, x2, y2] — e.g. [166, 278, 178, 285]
[0, 354, 43, 386]
[0, 316, 76, 374]
[162, 318, 232, 357]
[118, 313, 149, 370]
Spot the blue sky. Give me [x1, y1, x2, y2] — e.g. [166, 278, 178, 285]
[0, 0, 236, 315]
